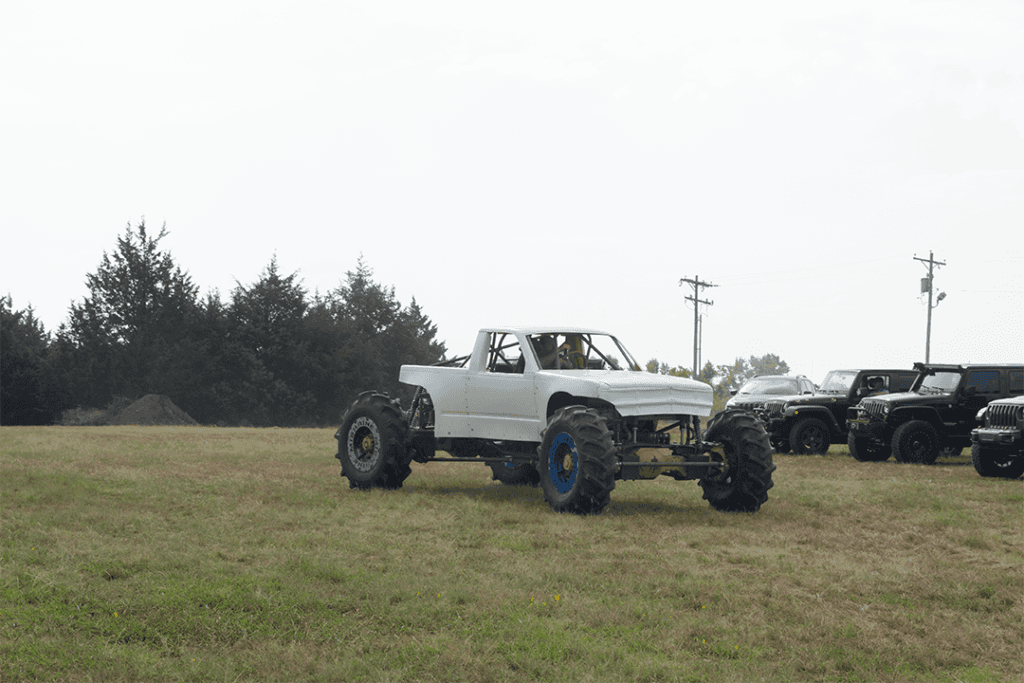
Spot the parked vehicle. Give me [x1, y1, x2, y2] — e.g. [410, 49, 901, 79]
[847, 362, 1024, 465]
[334, 328, 775, 515]
[724, 374, 816, 412]
[971, 395, 1024, 479]
[757, 369, 918, 454]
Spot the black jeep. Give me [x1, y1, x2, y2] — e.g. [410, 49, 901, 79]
[757, 369, 918, 454]
[971, 395, 1024, 479]
[847, 363, 1024, 465]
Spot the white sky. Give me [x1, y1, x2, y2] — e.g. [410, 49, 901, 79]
[2, 0, 1022, 384]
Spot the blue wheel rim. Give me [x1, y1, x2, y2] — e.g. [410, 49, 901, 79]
[547, 432, 578, 493]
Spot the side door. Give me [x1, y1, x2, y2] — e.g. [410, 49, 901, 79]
[464, 332, 543, 442]
[1010, 369, 1024, 396]
[949, 369, 1003, 436]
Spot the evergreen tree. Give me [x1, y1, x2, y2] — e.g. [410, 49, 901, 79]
[61, 220, 199, 406]
[0, 296, 67, 424]
[330, 257, 446, 406]
[226, 257, 316, 426]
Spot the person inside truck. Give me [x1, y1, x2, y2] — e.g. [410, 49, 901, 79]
[531, 335, 560, 370]
[558, 334, 587, 369]
[865, 376, 888, 395]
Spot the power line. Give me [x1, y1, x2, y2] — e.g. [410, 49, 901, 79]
[679, 276, 717, 378]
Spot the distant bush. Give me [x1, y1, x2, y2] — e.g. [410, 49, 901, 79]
[58, 407, 108, 426]
[58, 396, 133, 426]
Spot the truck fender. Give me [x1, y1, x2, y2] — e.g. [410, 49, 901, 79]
[785, 405, 841, 433]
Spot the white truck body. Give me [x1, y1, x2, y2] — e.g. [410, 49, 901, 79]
[399, 327, 714, 442]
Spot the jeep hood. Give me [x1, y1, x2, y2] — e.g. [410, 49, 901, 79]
[539, 370, 714, 417]
[860, 391, 952, 408]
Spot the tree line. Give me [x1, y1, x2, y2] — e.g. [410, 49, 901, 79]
[3, 220, 793, 426]
[1, 221, 446, 426]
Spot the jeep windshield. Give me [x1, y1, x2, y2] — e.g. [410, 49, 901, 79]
[527, 332, 640, 371]
[818, 371, 858, 394]
[736, 377, 800, 395]
[913, 370, 962, 394]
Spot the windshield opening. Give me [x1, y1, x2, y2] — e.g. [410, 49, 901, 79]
[914, 370, 962, 393]
[738, 378, 799, 395]
[818, 371, 858, 393]
[528, 333, 640, 371]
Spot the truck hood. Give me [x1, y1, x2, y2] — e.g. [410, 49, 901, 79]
[774, 393, 846, 408]
[860, 391, 952, 408]
[538, 370, 715, 417]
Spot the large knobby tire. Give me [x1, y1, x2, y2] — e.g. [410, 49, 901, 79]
[489, 462, 541, 486]
[847, 434, 892, 462]
[892, 420, 940, 465]
[335, 392, 412, 490]
[538, 406, 616, 514]
[971, 443, 1024, 479]
[699, 411, 776, 513]
[789, 416, 830, 455]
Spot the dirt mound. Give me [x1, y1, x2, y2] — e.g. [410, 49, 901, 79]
[107, 394, 198, 426]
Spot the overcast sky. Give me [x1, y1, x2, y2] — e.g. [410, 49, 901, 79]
[2, 1, 1022, 384]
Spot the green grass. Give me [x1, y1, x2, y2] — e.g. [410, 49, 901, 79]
[1, 427, 1021, 682]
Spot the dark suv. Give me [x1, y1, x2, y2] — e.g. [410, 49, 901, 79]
[725, 375, 816, 412]
[971, 395, 1024, 479]
[758, 369, 917, 455]
[847, 363, 1024, 465]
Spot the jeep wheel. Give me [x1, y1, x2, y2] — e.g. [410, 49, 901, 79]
[789, 417, 830, 455]
[971, 444, 1024, 479]
[699, 411, 776, 513]
[892, 420, 940, 465]
[489, 462, 541, 486]
[335, 392, 412, 490]
[847, 434, 892, 462]
[771, 437, 791, 455]
[538, 406, 616, 514]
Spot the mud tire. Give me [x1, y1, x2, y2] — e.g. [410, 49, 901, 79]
[699, 411, 776, 513]
[538, 406, 616, 514]
[892, 420, 940, 465]
[971, 443, 1024, 479]
[847, 434, 892, 462]
[335, 392, 412, 490]
[789, 416, 830, 455]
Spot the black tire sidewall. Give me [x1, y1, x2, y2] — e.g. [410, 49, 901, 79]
[790, 417, 830, 455]
[971, 442, 1024, 479]
[893, 420, 939, 465]
[700, 411, 776, 513]
[336, 393, 410, 489]
[340, 407, 389, 483]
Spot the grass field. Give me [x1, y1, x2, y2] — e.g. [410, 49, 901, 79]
[1, 426, 1021, 682]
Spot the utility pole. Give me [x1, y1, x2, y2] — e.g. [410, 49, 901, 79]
[913, 251, 946, 363]
[679, 276, 717, 378]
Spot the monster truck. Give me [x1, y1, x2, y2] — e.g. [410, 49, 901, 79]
[970, 395, 1024, 479]
[334, 328, 775, 515]
[846, 362, 1024, 465]
[756, 369, 918, 455]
